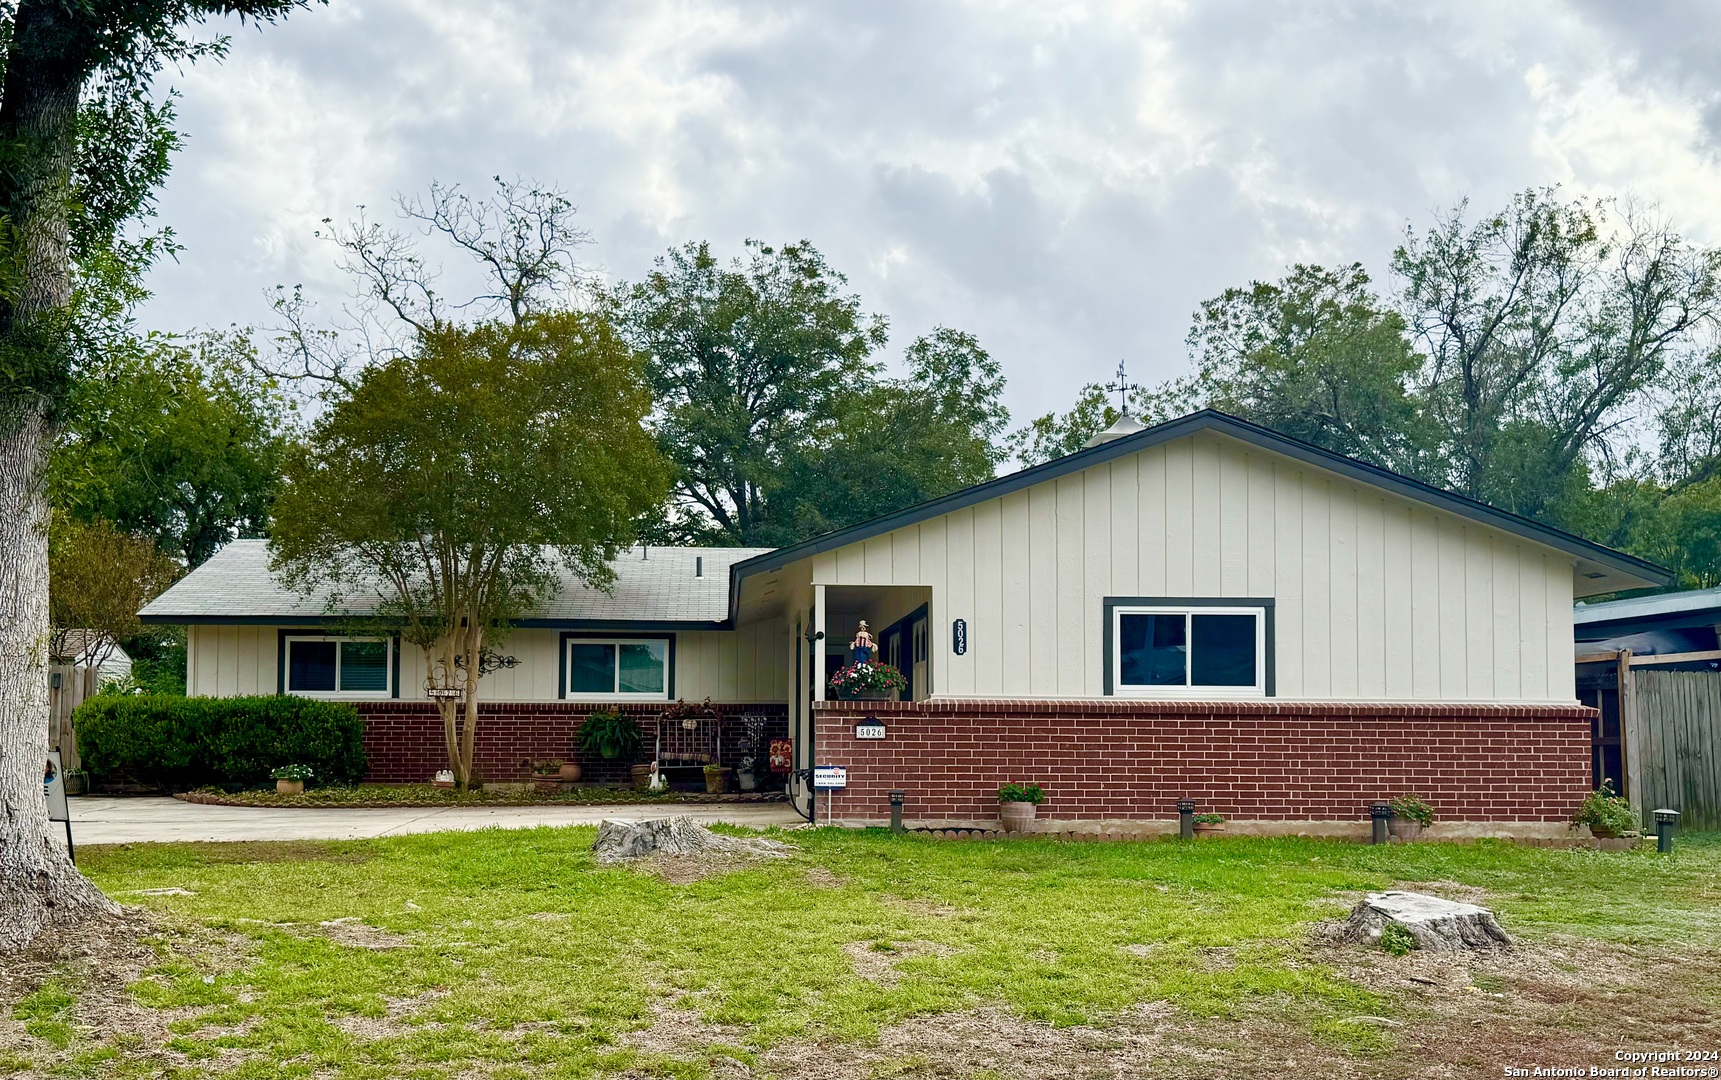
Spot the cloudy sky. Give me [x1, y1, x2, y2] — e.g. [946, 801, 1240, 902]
[138, 0, 1721, 426]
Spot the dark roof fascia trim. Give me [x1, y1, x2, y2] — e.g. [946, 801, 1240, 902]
[514, 618, 730, 631]
[727, 409, 1671, 613]
[144, 614, 733, 632]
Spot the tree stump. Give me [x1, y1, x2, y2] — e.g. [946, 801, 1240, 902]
[592, 816, 790, 863]
[1340, 891, 1513, 952]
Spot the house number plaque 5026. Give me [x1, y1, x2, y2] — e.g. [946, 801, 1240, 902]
[952, 619, 968, 656]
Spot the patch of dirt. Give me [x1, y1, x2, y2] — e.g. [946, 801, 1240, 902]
[625, 998, 750, 1055]
[804, 867, 847, 888]
[1315, 933, 1721, 1077]
[842, 940, 954, 986]
[0, 911, 260, 1078]
[877, 893, 965, 919]
[630, 851, 785, 884]
[315, 917, 412, 951]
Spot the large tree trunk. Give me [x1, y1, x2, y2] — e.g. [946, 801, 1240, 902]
[0, 399, 118, 951]
[0, 2, 120, 951]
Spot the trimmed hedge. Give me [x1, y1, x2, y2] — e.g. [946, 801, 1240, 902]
[75, 695, 367, 790]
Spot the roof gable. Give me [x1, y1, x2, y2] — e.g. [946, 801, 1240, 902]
[730, 409, 1671, 600]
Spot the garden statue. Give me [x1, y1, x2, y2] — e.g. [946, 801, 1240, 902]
[850, 620, 876, 664]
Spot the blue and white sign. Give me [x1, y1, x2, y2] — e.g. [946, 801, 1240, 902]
[812, 764, 848, 790]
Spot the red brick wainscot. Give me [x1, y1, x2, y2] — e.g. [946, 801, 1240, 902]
[812, 699, 1595, 830]
[357, 701, 787, 785]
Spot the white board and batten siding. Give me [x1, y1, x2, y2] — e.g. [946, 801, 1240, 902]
[808, 430, 1578, 704]
[187, 618, 788, 703]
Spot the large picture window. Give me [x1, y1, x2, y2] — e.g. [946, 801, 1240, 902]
[284, 636, 393, 697]
[1106, 599, 1271, 697]
[563, 637, 670, 700]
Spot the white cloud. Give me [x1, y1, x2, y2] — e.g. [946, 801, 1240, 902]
[137, 0, 1721, 421]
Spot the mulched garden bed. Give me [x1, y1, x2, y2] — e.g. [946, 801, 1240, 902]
[175, 784, 787, 809]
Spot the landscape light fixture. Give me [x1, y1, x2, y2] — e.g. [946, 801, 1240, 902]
[1653, 809, 1680, 854]
[1369, 801, 1393, 845]
[1176, 799, 1196, 841]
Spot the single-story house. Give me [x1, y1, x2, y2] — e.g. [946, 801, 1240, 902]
[1574, 587, 1721, 830]
[141, 409, 1671, 834]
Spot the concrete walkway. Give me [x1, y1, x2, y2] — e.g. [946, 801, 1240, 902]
[67, 796, 805, 846]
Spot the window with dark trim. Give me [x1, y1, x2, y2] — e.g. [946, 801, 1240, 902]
[1103, 597, 1274, 697]
[283, 635, 394, 697]
[561, 635, 671, 700]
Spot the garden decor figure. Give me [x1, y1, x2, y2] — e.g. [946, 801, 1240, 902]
[850, 621, 876, 664]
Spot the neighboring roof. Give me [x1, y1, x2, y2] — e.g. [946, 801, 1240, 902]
[1575, 585, 1721, 629]
[140, 540, 773, 628]
[730, 408, 1672, 602]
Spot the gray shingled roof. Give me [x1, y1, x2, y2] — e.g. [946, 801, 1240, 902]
[1574, 585, 1721, 626]
[140, 539, 773, 625]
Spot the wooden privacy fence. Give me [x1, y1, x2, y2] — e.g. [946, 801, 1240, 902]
[1629, 670, 1721, 832]
[47, 664, 98, 774]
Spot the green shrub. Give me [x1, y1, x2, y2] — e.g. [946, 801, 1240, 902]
[76, 695, 366, 790]
[998, 782, 1044, 804]
[1380, 923, 1418, 957]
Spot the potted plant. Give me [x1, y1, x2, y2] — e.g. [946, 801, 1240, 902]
[558, 760, 582, 783]
[528, 760, 563, 792]
[1192, 813, 1226, 836]
[828, 661, 909, 701]
[703, 763, 732, 794]
[997, 782, 1044, 833]
[661, 697, 719, 730]
[1388, 794, 1435, 841]
[736, 758, 758, 793]
[63, 770, 88, 796]
[579, 709, 643, 776]
[271, 764, 313, 795]
[1573, 781, 1639, 845]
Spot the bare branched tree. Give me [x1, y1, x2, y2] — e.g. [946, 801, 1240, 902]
[261, 177, 592, 392]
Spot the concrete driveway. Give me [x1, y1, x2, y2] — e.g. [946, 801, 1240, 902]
[67, 796, 805, 846]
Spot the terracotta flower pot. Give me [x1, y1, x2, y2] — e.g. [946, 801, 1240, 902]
[998, 801, 1037, 833]
[630, 763, 654, 790]
[532, 777, 560, 792]
[559, 762, 582, 783]
[1193, 821, 1226, 837]
[1388, 820, 1425, 841]
[1588, 824, 1619, 840]
[704, 768, 732, 794]
[276, 779, 304, 795]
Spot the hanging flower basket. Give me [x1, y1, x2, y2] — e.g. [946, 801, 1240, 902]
[828, 661, 909, 701]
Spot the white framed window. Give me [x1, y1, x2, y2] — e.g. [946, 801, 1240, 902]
[564, 637, 670, 700]
[285, 636, 393, 697]
[1108, 603, 1268, 697]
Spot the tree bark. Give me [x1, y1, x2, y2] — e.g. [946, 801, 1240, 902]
[0, 399, 119, 951]
[0, 2, 121, 953]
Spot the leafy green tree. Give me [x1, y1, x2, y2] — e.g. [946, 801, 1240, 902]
[48, 514, 179, 669]
[614, 239, 889, 544]
[1394, 190, 1720, 521]
[1179, 263, 1433, 476]
[770, 328, 1010, 539]
[52, 332, 291, 566]
[1012, 383, 1115, 467]
[270, 315, 668, 789]
[0, 0, 318, 951]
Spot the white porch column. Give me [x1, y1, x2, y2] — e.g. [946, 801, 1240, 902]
[813, 584, 827, 702]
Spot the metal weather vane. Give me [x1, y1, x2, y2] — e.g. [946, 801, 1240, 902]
[1104, 360, 1142, 416]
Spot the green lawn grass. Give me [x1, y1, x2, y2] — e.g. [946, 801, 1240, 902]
[15, 829, 1720, 1079]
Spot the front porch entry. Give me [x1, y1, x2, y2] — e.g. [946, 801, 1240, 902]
[819, 584, 933, 702]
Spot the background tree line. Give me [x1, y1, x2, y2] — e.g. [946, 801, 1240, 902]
[1023, 190, 1721, 589]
